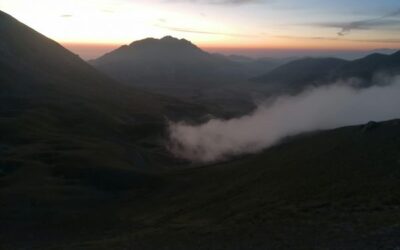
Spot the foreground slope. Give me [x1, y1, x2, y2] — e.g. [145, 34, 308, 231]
[98, 119, 400, 250]
[2, 119, 400, 249]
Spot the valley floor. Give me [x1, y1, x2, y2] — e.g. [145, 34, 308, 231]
[1, 120, 400, 249]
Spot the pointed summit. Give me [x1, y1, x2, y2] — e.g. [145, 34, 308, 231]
[160, 35, 178, 41]
[125, 35, 200, 52]
[160, 35, 193, 44]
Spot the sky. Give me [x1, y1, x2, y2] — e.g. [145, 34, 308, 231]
[1, 0, 399, 59]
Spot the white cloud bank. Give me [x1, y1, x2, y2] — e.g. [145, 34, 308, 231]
[168, 76, 400, 163]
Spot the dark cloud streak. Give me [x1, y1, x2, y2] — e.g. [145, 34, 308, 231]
[275, 35, 400, 44]
[312, 8, 400, 36]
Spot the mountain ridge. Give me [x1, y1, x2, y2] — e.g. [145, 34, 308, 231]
[89, 35, 246, 86]
[253, 50, 400, 91]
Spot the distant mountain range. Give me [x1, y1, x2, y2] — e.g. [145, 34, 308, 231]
[252, 57, 347, 91]
[253, 51, 400, 92]
[91, 35, 400, 98]
[89, 36, 294, 87]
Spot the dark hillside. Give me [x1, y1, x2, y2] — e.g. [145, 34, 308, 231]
[2, 119, 400, 249]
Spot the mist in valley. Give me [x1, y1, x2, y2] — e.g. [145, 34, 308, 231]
[168, 75, 400, 163]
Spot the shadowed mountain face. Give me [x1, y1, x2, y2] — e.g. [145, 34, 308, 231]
[89, 37, 293, 89]
[254, 51, 400, 92]
[332, 51, 400, 84]
[253, 57, 348, 90]
[90, 36, 287, 117]
[0, 10, 159, 116]
[89, 36, 246, 86]
[0, 11, 170, 115]
[0, 10, 215, 193]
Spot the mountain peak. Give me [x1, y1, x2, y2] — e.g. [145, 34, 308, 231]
[159, 36, 197, 50]
[126, 36, 197, 50]
[160, 35, 178, 41]
[90, 34, 241, 86]
[160, 35, 190, 43]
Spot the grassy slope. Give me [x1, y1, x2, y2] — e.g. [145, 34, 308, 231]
[1, 119, 400, 249]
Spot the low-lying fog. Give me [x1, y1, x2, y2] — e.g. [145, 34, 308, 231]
[168, 75, 400, 163]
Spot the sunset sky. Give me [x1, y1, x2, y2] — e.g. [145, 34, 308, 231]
[1, 0, 399, 59]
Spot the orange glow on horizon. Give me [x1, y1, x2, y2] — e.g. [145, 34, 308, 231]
[62, 42, 121, 60]
[61, 37, 400, 57]
[61, 38, 400, 60]
[2, 0, 399, 59]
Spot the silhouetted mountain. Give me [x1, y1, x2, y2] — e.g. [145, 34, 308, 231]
[89, 36, 245, 86]
[253, 57, 347, 90]
[0, 10, 213, 184]
[89, 38, 299, 116]
[253, 51, 400, 91]
[368, 48, 398, 56]
[330, 51, 400, 84]
[90, 37, 280, 116]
